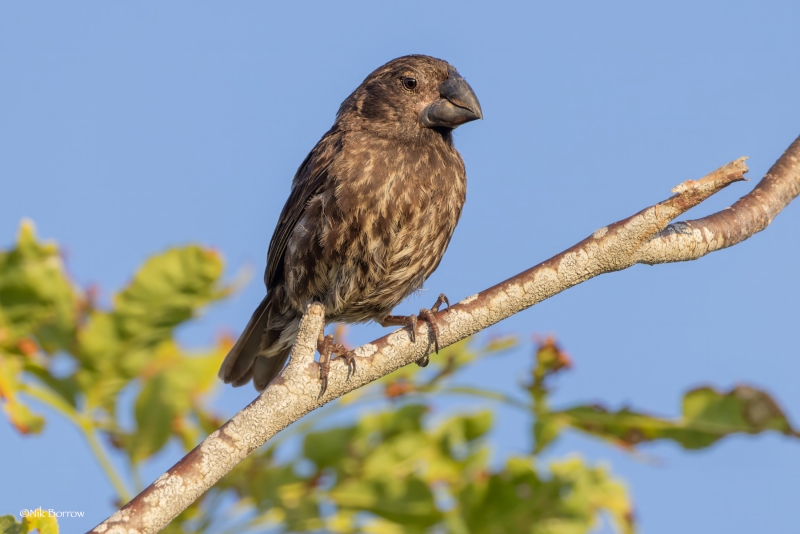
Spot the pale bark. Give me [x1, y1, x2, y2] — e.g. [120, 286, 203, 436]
[90, 135, 800, 534]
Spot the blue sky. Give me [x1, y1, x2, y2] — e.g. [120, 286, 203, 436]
[2, 2, 799, 532]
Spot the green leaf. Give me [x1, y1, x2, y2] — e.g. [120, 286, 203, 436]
[331, 476, 442, 527]
[21, 513, 59, 534]
[125, 340, 224, 462]
[3, 398, 45, 435]
[127, 371, 177, 462]
[0, 515, 23, 534]
[75, 245, 227, 372]
[113, 245, 226, 343]
[221, 459, 325, 531]
[0, 220, 78, 354]
[303, 426, 358, 474]
[547, 457, 633, 534]
[0, 354, 45, 434]
[436, 411, 492, 460]
[534, 415, 564, 454]
[72, 245, 229, 412]
[554, 385, 799, 450]
[74, 312, 121, 371]
[359, 403, 427, 439]
[461, 410, 493, 442]
[0, 513, 59, 534]
[22, 365, 79, 409]
[457, 456, 633, 534]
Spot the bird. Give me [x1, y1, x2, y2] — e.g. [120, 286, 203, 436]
[218, 54, 482, 392]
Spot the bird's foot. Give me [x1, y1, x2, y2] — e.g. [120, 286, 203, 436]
[317, 329, 357, 397]
[381, 293, 450, 367]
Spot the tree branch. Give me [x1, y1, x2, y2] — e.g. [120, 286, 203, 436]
[90, 135, 800, 533]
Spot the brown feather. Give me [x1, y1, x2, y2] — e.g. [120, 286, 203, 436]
[219, 55, 476, 390]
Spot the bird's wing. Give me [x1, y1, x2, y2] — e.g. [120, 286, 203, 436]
[265, 132, 338, 290]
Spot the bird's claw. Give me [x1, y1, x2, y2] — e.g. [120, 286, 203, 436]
[317, 333, 334, 397]
[417, 293, 449, 363]
[406, 314, 419, 343]
[418, 308, 441, 354]
[381, 293, 450, 367]
[431, 293, 450, 313]
[317, 330, 357, 398]
[333, 343, 357, 377]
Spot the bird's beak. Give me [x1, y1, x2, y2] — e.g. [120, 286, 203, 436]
[420, 68, 483, 129]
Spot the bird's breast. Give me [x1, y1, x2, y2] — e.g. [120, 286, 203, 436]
[284, 132, 467, 322]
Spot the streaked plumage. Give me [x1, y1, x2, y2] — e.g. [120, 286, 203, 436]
[219, 55, 482, 390]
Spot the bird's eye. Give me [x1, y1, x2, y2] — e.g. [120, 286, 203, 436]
[401, 77, 417, 91]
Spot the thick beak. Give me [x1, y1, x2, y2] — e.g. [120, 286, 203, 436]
[420, 68, 483, 129]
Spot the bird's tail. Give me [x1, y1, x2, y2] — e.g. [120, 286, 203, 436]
[218, 295, 300, 391]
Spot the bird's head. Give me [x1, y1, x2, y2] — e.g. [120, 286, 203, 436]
[337, 55, 482, 139]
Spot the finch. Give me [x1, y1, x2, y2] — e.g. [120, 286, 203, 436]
[219, 55, 482, 391]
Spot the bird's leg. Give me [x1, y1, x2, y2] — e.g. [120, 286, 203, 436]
[416, 293, 450, 365]
[317, 329, 334, 397]
[421, 292, 450, 352]
[380, 293, 450, 367]
[381, 314, 419, 339]
[317, 327, 357, 397]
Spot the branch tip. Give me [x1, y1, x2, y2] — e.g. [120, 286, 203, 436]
[286, 302, 326, 367]
[307, 302, 325, 317]
[671, 157, 748, 195]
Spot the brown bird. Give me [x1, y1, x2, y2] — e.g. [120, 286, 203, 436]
[219, 54, 482, 392]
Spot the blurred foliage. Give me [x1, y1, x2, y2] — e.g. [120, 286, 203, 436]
[0, 514, 58, 534]
[0, 221, 232, 508]
[1, 221, 798, 534]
